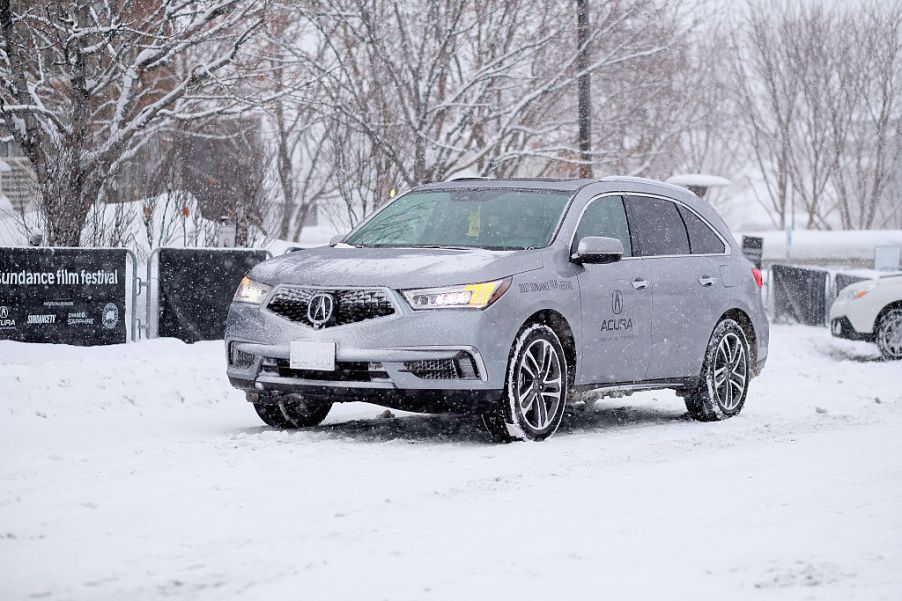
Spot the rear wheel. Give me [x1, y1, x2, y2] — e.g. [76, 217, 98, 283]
[685, 319, 750, 422]
[876, 308, 902, 360]
[252, 393, 332, 428]
[482, 324, 568, 442]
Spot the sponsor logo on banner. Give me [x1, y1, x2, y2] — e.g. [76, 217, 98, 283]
[67, 311, 95, 326]
[27, 314, 57, 325]
[0, 305, 14, 328]
[101, 303, 119, 329]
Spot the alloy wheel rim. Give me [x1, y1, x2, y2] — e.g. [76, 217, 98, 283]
[713, 332, 747, 411]
[879, 312, 902, 357]
[516, 339, 563, 430]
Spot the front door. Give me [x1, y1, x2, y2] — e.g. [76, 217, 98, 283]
[573, 195, 651, 385]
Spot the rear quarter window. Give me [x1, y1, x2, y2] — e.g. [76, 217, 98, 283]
[678, 206, 726, 255]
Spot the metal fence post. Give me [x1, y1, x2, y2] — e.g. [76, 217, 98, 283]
[123, 249, 147, 341]
[145, 247, 162, 340]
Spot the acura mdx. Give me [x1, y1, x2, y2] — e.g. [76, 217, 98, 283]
[226, 177, 768, 441]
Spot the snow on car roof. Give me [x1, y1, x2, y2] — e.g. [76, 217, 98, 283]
[420, 175, 702, 195]
[666, 173, 731, 188]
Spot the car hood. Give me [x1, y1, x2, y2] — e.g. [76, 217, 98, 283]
[250, 246, 544, 289]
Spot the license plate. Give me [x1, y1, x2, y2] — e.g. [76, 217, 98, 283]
[289, 341, 336, 371]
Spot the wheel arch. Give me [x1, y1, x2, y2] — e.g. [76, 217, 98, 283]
[520, 309, 577, 386]
[876, 300, 902, 326]
[719, 308, 757, 370]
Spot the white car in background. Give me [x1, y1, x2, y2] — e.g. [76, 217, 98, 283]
[830, 274, 902, 360]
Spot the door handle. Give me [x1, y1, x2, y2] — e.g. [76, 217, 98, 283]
[631, 278, 649, 290]
[699, 275, 717, 287]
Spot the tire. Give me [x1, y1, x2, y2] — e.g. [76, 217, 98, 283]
[685, 319, 751, 422]
[876, 308, 902, 361]
[252, 393, 332, 429]
[482, 324, 569, 442]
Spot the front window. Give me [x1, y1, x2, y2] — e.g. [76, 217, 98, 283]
[345, 188, 571, 250]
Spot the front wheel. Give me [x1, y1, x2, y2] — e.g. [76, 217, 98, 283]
[685, 319, 751, 422]
[252, 393, 332, 429]
[482, 324, 569, 442]
[876, 308, 902, 361]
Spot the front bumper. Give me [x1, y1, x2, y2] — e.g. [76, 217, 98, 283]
[225, 293, 514, 413]
[830, 316, 874, 342]
[829, 297, 875, 340]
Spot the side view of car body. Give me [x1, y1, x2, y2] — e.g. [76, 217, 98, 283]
[830, 274, 902, 360]
[225, 176, 769, 441]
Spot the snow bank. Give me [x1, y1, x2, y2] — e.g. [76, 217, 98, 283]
[1, 326, 901, 600]
[741, 229, 902, 267]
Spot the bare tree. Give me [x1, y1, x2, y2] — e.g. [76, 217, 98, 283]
[0, 0, 268, 246]
[732, 2, 801, 229]
[303, 1, 682, 178]
[732, 0, 902, 231]
[830, 1, 902, 230]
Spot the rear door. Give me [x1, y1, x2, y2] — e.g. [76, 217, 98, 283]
[676, 205, 730, 375]
[624, 195, 717, 380]
[573, 195, 652, 385]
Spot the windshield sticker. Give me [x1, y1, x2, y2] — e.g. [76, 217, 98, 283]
[467, 209, 481, 237]
[518, 279, 574, 293]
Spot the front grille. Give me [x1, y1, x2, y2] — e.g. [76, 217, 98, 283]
[267, 287, 395, 328]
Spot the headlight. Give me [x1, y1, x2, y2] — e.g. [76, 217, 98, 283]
[233, 277, 272, 304]
[839, 281, 877, 301]
[402, 278, 511, 310]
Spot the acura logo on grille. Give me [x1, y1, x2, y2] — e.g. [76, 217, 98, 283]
[307, 293, 335, 326]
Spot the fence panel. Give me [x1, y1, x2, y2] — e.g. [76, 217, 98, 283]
[155, 248, 268, 343]
[771, 264, 830, 326]
[0, 247, 128, 345]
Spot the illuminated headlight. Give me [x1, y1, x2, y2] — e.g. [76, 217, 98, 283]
[402, 278, 511, 310]
[839, 281, 877, 301]
[233, 277, 272, 304]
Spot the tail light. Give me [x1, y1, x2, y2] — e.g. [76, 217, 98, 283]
[752, 267, 764, 288]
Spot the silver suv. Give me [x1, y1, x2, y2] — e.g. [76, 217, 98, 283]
[226, 177, 768, 441]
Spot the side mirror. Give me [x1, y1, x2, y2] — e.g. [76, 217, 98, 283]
[329, 234, 347, 246]
[571, 236, 623, 264]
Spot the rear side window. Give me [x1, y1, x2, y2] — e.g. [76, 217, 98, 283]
[678, 206, 726, 254]
[624, 196, 690, 256]
[573, 196, 632, 257]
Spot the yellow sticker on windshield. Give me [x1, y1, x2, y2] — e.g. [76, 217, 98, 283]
[467, 209, 481, 237]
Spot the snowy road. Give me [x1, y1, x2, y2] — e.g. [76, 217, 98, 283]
[2, 325, 901, 600]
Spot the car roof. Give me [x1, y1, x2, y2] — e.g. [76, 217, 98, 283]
[417, 177, 594, 192]
[417, 175, 698, 197]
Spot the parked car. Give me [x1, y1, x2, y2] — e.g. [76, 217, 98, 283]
[225, 177, 768, 441]
[830, 275, 902, 360]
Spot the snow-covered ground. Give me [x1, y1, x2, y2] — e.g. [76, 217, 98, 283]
[1, 325, 900, 600]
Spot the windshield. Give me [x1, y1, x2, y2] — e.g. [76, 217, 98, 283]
[345, 189, 572, 250]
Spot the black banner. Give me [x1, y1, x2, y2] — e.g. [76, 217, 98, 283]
[0, 247, 127, 345]
[742, 236, 764, 269]
[157, 248, 267, 342]
[834, 273, 869, 295]
[771, 264, 829, 326]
